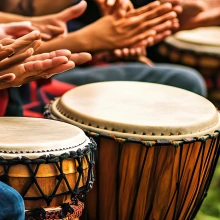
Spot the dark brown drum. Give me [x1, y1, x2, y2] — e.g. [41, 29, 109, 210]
[159, 27, 220, 107]
[45, 82, 220, 220]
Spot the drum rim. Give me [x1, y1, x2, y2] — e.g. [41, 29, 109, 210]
[0, 117, 94, 159]
[50, 98, 220, 141]
[164, 35, 220, 55]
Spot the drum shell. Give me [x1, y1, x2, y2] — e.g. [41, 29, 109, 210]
[0, 156, 90, 210]
[159, 41, 220, 107]
[82, 133, 220, 220]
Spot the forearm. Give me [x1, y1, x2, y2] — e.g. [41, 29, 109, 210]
[0, 11, 29, 23]
[36, 26, 108, 54]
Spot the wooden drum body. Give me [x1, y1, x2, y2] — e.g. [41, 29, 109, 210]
[159, 27, 220, 106]
[0, 117, 96, 220]
[46, 82, 220, 220]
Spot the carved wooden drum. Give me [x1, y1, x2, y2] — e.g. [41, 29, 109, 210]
[46, 82, 220, 220]
[159, 27, 220, 106]
[0, 117, 96, 220]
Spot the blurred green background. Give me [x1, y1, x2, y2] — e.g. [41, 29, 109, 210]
[196, 162, 220, 220]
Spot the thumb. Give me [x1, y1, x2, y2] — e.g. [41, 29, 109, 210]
[57, 1, 87, 22]
[0, 73, 16, 84]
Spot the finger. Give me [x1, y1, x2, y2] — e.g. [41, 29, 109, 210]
[0, 73, 16, 84]
[160, 0, 182, 6]
[0, 48, 34, 72]
[107, 0, 116, 6]
[0, 38, 15, 46]
[3, 21, 33, 28]
[116, 0, 134, 17]
[191, 9, 220, 28]
[4, 31, 41, 56]
[153, 30, 172, 45]
[16, 30, 41, 42]
[132, 38, 149, 48]
[141, 47, 147, 56]
[152, 20, 172, 33]
[23, 56, 69, 72]
[69, 52, 92, 65]
[125, 3, 173, 29]
[173, 5, 182, 14]
[122, 48, 130, 57]
[137, 56, 154, 66]
[57, 1, 87, 22]
[12, 39, 41, 55]
[136, 47, 143, 56]
[172, 19, 180, 30]
[5, 24, 36, 35]
[136, 11, 177, 35]
[46, 25, 65, 37]
[40, 61, 75, 78]
[40, 33, 52, 41]
[114, 49, 123, 57]
[146, 37, 154, 46]
[127, 1, 161, 17]
[25, 49, 72, 62]
[0, 40, 39, 64]
[0, 47, 15, 61]
[142, 3, 173, 21]
[129, 48, 136, 56]
[29, 40, 42, 52]
[128, 30, 156, 47]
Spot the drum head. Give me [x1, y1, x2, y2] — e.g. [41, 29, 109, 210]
[0, 117, 90, 158]
[164, 27, 220, 54]
[175, 27, 220, 46]
[51, 82, 220, 140]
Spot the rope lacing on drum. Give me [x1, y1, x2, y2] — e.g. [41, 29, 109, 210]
[0, 139, 97, 207]
[61, 203, 74, 217]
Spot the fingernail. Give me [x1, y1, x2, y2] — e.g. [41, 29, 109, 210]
[164, 3, 172, 8]
[26, 48, 34, 55]
[8, 51, 15, 57]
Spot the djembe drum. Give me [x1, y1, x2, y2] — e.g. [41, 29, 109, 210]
[45, 82, 220, 220]
[159, 27, 220, 107]
[0, 117, 96, 220]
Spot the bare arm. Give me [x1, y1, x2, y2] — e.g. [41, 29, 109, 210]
[37, 2, 177, 54]
[0, 11, 28, 23]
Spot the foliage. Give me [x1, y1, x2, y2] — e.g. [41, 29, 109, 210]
[196, 161, 220, 219]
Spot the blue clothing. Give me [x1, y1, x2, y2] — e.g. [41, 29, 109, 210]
[0, 181, 24, 220]
[54, 63, 207, 97]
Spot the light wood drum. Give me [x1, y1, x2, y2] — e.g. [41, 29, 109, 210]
[46, 82, 220, 220]
[0, 117, 96, 220]
[159, 27, 220, 106]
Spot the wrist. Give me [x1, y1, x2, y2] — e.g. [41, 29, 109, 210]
[0, 11, 30, 22]
[74, 24, 110, 52]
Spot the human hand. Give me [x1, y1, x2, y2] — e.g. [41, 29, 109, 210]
[0, 22, 36, 39]
[93, 44, 153, 66]
[0, 49, 75, 89]
[0, 21, 53, 40]
[160, 0, 220, 29]
[160, 0, 183, 14]
[114, 46, 154, 65]
[96, 0, 134, 17]
[81, 1, 177, 51]
[0, 30, 41, 72]
[0, 73, 16, 85]
[29, 1, 87, 40]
